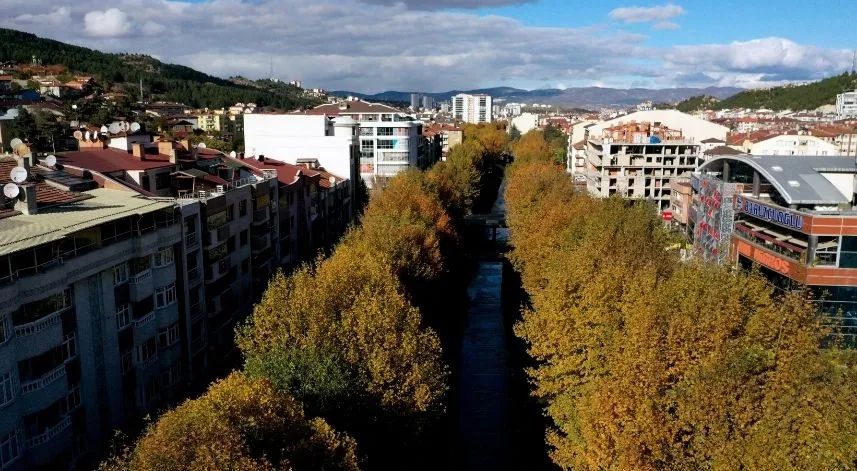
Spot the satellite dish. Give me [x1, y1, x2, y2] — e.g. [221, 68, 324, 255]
[100, 125, 109, 134]
[84, 131, 91, 141]
[229, 151, 237, 158]
[3, 183, 19, 199]
[73, 130, 83, 140]
[44, 155, 57, 167]
[10, 138, 23, 149]
[108, 123, 120, 134]
[130, 122, 141, 133]
[329, 176, 336, 186]
[10, 167, 28, 184]
[197, 142, 206, 149]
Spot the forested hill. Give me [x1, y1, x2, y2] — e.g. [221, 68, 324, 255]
[0, 28, 321, 109]
[678, 73, 857, 111]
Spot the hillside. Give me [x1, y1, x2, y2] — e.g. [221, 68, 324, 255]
[0, 28, 321, 109]
[332, 86, 741, 109]
[676, 95, 721, 112]
[710, 73, 857, 111]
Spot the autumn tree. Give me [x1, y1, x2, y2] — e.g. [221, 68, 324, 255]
[505, 157, 857, 471]
[100, 372, 359, 471]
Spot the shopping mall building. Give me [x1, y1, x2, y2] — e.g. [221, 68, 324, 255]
[690, 155, 857, 339]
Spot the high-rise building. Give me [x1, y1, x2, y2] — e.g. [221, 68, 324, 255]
[451, 93, 493, 124]
[421, 95, 435, 111]
[410, 93, 422, 111]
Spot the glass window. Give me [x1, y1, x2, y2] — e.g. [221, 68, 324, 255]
[0, 371, 16, 408]
[153, 247, 174, 267]
[0, 316, 8, 346]
[377, 140, 395, 149]
[135, 337, 157, 364]
[0, 427, 22, 468]
[157, 323, 181, 349]
[113, 263, 128, 285]
[160, 362, 182, 388]
[377, 127, 393, 136]
[840, 237, 857, 268]
[116, 304, 131, 331]
[155, 283, 177, 308]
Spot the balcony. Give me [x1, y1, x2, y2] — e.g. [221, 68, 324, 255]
[187, 266, 201, 286]
[20, 364, 66, 395]
[189, 302, 203, 322]
[132, 269, 151, 284]
[136, 353, 158, 371]
[130, 269, 154, 301]
[185, 232, 199, 249]
[253, 208, 270, 225]
[133, 311, 155, 329]
[27, 415, 72, 449]
[14, 309, 62, 338]
[251, 234, 270, 253]
[217, 224, 231, 242]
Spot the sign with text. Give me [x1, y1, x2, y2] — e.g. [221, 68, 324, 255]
[736, 240, 798, 276]
[734, 196, 805, 231]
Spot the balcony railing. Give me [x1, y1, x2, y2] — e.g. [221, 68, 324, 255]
[187, 266, 201, 285]
[131, 269, 151, 284]
[26, 415, 71, 448]
[133, 311, 155, 329]
[189, 302, 202, 322]
[253, 208, 269, 223]
[217, 225, 230, 242]
[20, 364, 66, 394]
[185, 232, 199, 248]
[14, 310, 62, 337]
[136, 354, 158, 371]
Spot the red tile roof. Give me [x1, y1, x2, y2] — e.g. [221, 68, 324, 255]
[60, 148, 175, 173]
[238, 157, 302, 185]
[0, 158, 92, 220]
[0, 75, 11, 82]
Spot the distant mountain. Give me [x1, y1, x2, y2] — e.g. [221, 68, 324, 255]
[331, 86, 742, 109]
[0, 28, 321, 110]
[710, 73, 857, 111]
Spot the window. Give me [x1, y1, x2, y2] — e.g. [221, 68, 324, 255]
[155, 283, 177, 309]
[240, 230, 248, 247]
[113, 263, 129, 285]
[121, 351, 133, 375]
[377, 127, 393, 136]
[359, 127, 373, 136]
[0, 427, 22, 468]
[157, 324, 181, 349]
[115, 304, 131, 331]
[155, 172, 170, 191]
[377, 140, 395, 149]
[0, 372, 16, 408]
[160, 363, 182, 388]
[239, 200, 247, 217]
[135, 337, 157, 364]
[840, 237, 857, 268]
[0, 316, 8, 346]
[226, 204, 235, 222]
[66, 384, 81, 412]
[137, 378, 159, 406]
[153, 247, 174, 268]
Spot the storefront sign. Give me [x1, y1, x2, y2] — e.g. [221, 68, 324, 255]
[735, 196, 804, 231]
[736, 240, 795, 275]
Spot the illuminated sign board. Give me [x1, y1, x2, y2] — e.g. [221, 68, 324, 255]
[734, 196, 804, 231]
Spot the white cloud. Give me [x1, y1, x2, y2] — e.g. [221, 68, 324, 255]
[357, 0, 536, 9]
[652, 21, 679, 31]
[609, 3, 685, 28]
[0, 0, 850, 92]
[83, 8, 132, 37]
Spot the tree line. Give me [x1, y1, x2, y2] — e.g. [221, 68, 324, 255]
[677, 72, 857, 111]
[99, 123, 509, 471]
[505, 131, 857, 470]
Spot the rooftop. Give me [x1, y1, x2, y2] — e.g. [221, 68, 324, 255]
[294, 100, 402, 116]
[60, 148, 175, 173]
[701, 154, 857, 205]
[0, 188, 173, 256]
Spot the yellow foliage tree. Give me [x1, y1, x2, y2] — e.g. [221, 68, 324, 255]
[99, 372, 359, 471]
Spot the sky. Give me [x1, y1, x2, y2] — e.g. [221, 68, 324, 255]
[1, 0, 856, 93]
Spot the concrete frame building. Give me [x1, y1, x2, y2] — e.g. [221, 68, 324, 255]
[452, 93, 493, 124]
[836, 90, 857, 118]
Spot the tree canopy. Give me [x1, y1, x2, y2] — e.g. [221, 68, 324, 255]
[505, 144, 857, 470]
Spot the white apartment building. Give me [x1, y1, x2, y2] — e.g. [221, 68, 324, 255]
[750, 134, 837, 156]
[452, 93, 493, 124]
[510, 113, 539, 135]
[243, 113, 359, 193]
[836, 90, 857, 117]
[248, 101, 436, 188]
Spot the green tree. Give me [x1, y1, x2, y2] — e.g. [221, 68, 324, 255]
[509, 124, 522, 141]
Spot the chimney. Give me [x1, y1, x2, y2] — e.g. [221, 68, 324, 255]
[157, 140, 174, 157]
[16, 155, 31, 172]
[15, 184, 38, 215]
[131, 143, 145, 160]
[258, 155, 265, 162]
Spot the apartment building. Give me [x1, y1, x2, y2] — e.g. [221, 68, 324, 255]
[0, 154, 182, 469]
[749, 134, 837, 156]
[452, 93, 493, 124]
[583, 121, 701, 210]
[691, 155, 857, 341]
[836, 90, 857, 117]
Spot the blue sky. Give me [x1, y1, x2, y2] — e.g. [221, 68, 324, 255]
[1, 0, 855, 92]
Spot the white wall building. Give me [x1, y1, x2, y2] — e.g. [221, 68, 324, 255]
[452, 93, 493, 124]
[243, 114, 359, 191]
[750, 134, 838, 156]
[584, 110, 729, 143]
[510, 113, 539, 135]
[836, 90, 857, 117]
